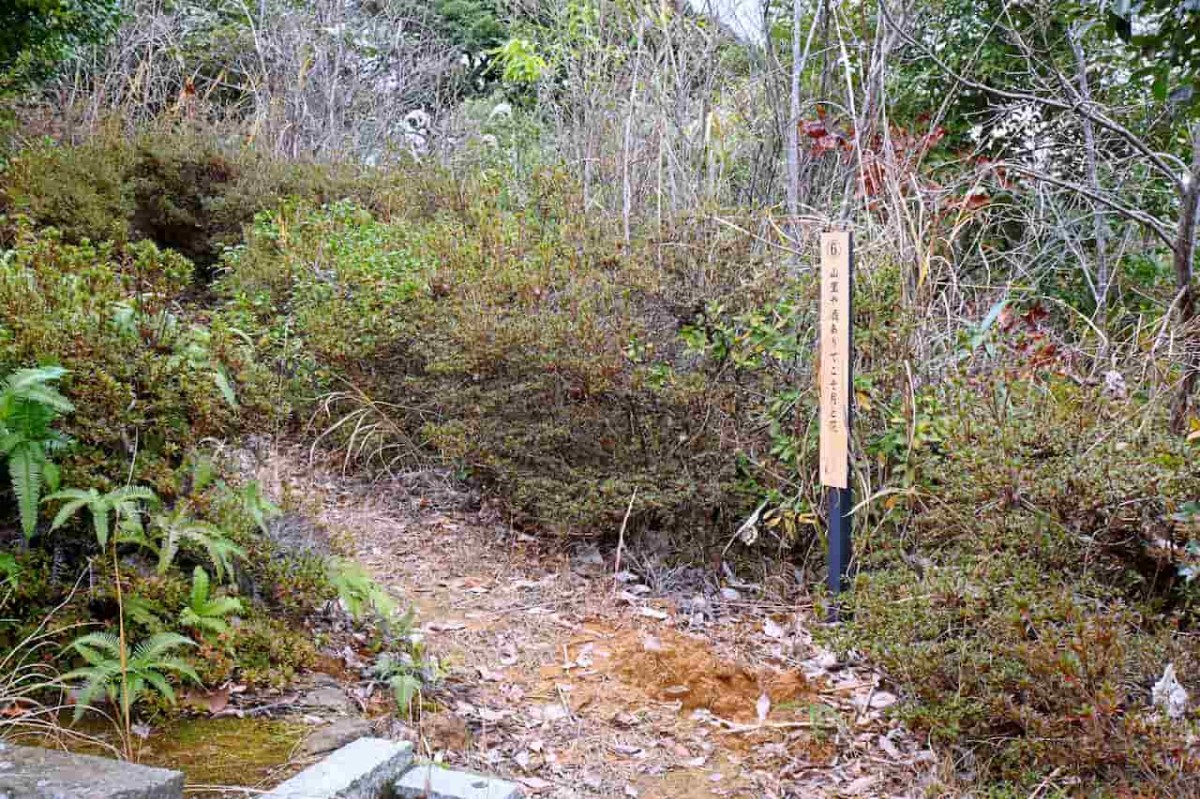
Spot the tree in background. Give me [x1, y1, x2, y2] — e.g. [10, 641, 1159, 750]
[0, 0, 118, 92]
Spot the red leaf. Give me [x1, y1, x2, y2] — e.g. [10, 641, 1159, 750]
[802, 120, 828, 139]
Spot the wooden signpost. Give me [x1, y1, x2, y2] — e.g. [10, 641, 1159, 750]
[820, 230, 852, 598]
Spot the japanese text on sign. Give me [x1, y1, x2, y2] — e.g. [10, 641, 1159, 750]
[820, 231, 851, 488]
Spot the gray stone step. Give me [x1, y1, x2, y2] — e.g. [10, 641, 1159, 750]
[0, 743, 184, 799]
[394, 765, 521, 799]
[263, 738, 413, 799]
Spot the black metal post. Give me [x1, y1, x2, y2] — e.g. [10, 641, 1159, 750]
[826, 231, 853, 606]
[827, 485, 852, 596]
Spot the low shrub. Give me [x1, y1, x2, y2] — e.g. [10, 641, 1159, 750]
[218, 191, 782, 542]
[832, 378, 1200, 789]
[0, 222, 277, 502]
[1, 126, 395, 270]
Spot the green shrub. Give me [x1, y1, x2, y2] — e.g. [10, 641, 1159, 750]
[0, 223, 276, 501]
[0, 133, 133, 244]
[2, 128, 396, 269]
[831, 379, 1200, 788]
[218, 193, 779, 541]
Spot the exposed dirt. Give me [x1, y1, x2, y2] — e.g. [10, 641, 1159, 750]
[608, 628, 811, 720]
[251, 445, 939, 798]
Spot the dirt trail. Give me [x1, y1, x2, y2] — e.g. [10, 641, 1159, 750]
[258, 448, 936, 798]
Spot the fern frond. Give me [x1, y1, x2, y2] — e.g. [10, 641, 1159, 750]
[8, 443, 43, 539]
[190, 567, 210, 608]
[18, 384, 74, 414]
[5, 366, 68, 394]
[131, 632, 193, 664]
[92, 502, 111, 548]
[154, 657, 203, 686]
[70, 632, 122, 663]
[49, 495, 92, 531]
[3, 368, 73, 416]
[63, 662, 121, 721]
[202, 596, 243, 617]
[140, 669, 176, 706]
[110, 486, 157, 504]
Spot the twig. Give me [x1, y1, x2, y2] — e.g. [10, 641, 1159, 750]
[184, 788, 269, 795]
[612, 489, 636, 593]
[711, 715, 839, 734]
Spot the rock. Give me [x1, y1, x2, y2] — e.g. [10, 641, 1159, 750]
[0, 742, 183, 799]
[301, 718, 376, 756]
[265, 738, 412, 799]
[395, 765, 521, 799]
[296, 685, 354, 714]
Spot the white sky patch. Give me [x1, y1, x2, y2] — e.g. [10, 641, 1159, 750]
[685, 0, 766, 44]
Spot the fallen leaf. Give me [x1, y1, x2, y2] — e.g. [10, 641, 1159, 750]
[638, 606, 669, 621]
[877, 734, 902, 760]
[762, 618, 785, 639]
[869, 691, 898, 709]
[183, 685, 231, 715]
[425, 621, 466, 632]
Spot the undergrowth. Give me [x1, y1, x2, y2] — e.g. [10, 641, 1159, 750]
[0, 127, 1197, 791]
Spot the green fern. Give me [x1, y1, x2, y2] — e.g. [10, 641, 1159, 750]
[327, 557, 397, 621]
[45, 485, 156, 548]
[179, 566, 243, 637]
[149, 503, 245, 582]
[239, 480, 281, 536]
[0, 367, 73, 539]
[370, 652, 427, 715]
[63, 630, 201, 721]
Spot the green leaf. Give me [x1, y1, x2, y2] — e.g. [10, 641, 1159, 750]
[42, 461, 60, 492]
[190, 566, 210, 608]
[389, 673, 422, 713]
[214, 369, 238, 409]
[8, 443, 44, 539]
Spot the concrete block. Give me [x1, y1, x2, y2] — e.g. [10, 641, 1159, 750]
[0, 742, 184, 799]
[394, 765, 521, 799]
[264, 738, 412, 799]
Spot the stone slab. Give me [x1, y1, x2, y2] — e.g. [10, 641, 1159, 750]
[394, 765, 521, 799]
[263, 738, 412, 799]
[299, 718, 375, 757]
[0, 743, 183, 799]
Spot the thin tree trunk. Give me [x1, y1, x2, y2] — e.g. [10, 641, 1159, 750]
[1170, 122, 1200, 433]
[1070, 25, 1109, 333]
[622, 22, 645, 245]
[786, 0, 802, 227]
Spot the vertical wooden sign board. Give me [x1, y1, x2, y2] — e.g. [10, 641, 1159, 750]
[820, 230, 852, 599]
